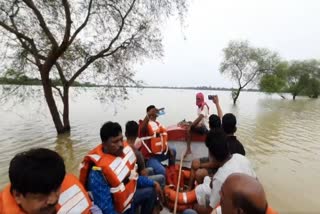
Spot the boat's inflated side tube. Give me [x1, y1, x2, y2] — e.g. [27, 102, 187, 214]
[164, 185, 197, 205]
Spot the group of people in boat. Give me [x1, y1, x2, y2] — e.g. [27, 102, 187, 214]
[0, 92, 277, 214]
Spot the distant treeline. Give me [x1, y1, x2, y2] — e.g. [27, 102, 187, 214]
[130, 85, 260, 92]
[0, 76, 96, 87]
[0, 77, 259, 92]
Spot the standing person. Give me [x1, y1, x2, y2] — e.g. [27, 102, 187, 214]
[222, 113, 246, 156]
[125, 120, 165, 187]
[0, 148, 93, 214]
[139, 105, 176, 183]
[212, 173, 278, 214]
[80, 121, 162, 214]
[186, 92, 210, 155]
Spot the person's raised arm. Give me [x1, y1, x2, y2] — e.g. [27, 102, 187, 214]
[140, 114, 150, 134]
[140, 108, 157, 134]
[213, 95, 223, 120]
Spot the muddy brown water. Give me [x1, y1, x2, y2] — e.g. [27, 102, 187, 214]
[1, 87, 319, 213]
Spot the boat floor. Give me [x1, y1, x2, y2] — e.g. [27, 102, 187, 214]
[160, 140, 207, 214]
[167, 140, 207, 168]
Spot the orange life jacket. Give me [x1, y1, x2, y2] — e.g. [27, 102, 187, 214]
[164, 185, 197, 205]
[79, 142, 138, 213]
[140, 121, 168, 156]
[0, 174, 92, 214]
[266, 206, 278, 214]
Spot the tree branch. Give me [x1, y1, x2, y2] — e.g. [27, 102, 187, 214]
[25, 57, 37, 65]
[0, 85, 21, 102]
[242, 69, 260, 89]
[55, 62, 67, 85]
[21, 0, 58, 47]
[102, 35, 135, 57]
[68, 0, 137, 86]
[0, 21, 32, 44]
[61, 0, 72, 48]
[69, 32, 137, 86]
[69, 0, 93, 45]
[95, 0, 137, 58]
[51, 84, 63, 100]
[234, 62, 243, 88]
[1, 7, 42, 67]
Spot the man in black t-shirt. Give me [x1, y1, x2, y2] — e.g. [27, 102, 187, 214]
[222, 113, 246, 156]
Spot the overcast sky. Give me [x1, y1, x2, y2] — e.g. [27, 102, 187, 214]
[134, 0, 320, 88]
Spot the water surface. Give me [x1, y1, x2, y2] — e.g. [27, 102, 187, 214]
[1, 87, 319, 212]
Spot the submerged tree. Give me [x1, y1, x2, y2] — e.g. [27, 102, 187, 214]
[259, 59, 320, 100]
[288, 60, 320, 99]
[220, 40, 280, 104]
[0, 0, 188, 134]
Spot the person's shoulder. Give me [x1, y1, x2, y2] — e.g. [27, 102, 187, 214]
[234, 136, 244, 146]
[227, 135, 241, 143]
[64, 173, 78, 181]
[232, 154, 254, 171]
[204, 105, 209, 113]
[232, 153, 248, 161]
[213, 163, 230, 181]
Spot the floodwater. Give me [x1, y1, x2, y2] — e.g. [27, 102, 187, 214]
[0, 87, 319, 213]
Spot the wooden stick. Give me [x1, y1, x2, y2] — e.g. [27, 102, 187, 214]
[173, 150, 186, 214]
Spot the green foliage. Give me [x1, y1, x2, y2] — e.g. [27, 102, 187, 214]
[259, 59, 320, 99]
[305, 78, 320, 98]
[259, 74, 286, 93]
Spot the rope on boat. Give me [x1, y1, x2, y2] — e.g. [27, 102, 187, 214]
[173, 150, 187, 214]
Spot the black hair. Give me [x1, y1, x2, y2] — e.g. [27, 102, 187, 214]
[146, 105, 156, 113]
[100, 121, 122, 142]
[125, 120, 139, 138]
[205, 129, 230, 162]
[209, 114, 221, 130]
[222, 113, 237, 134]
[9, 148, 65, 195]
[233, 192, 267, 214]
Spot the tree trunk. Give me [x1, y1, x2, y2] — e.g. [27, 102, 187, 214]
[41, 72, 67, 134]
[293, 94, 296, 100]
[233, 88, 241, 104]
[63, 86, 71, 132]
[279, 94, 286, 99]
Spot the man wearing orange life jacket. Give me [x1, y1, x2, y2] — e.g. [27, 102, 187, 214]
[125, 120, 165, 187]
[80, 121, 162, 214]
[0, 148, 93, 214]
[139, 105, 177, 181]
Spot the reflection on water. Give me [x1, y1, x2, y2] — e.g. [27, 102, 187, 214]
[54, 133, 77, 175]
[0, 88, 320, 212]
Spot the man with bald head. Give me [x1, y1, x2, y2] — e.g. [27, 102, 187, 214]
[214, 173, 277, 214]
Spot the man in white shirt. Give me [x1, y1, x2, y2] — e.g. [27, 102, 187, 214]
[212, 173, 277, 214]
[191, 130, 256, 214]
